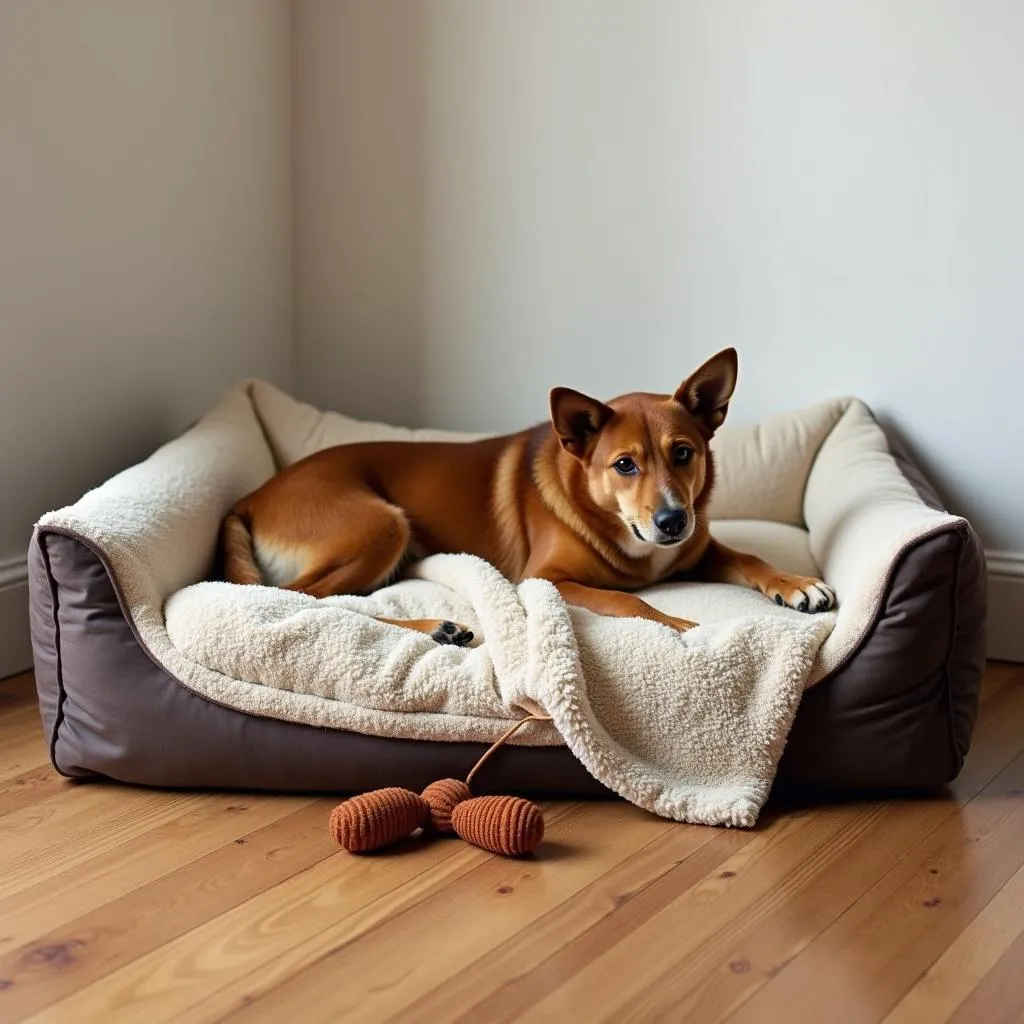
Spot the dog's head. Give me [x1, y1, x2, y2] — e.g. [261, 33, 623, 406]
[549, 348, 737, 552]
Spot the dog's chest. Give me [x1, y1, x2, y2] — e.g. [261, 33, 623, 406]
[645, 545, 683, 582]
[618, 535, 683, 584]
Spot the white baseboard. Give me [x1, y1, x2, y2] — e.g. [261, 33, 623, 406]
[987, 551, 1024, 664]
[0, 554, 32, 680]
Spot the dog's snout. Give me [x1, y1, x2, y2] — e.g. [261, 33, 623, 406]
[653, 507, 687, 538]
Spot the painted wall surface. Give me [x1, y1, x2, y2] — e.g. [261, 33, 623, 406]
[3, 2, 1021, 672]
[294, 0, 1024, 555]
[0, 0, 292, 565]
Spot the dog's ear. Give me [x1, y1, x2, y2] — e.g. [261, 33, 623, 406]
[550, 387, 613, 457]
[674, 348, 738, 433]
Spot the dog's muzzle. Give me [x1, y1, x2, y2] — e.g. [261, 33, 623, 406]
[629, 507, 692, 547]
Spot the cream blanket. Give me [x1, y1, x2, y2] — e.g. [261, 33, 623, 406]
[37, 380, 959, 827]
[166, 555, 832, 827]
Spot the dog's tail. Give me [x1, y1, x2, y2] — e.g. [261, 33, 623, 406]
[220, 509, 263, 585]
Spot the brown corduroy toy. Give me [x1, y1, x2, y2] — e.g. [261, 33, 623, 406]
[328, 715, 548, 857]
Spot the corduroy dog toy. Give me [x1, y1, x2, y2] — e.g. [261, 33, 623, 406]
[329, 715, 548, 857]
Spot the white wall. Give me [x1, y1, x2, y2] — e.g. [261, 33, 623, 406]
[295, 0, 1024, 658]
[295, 1, 1024, 544]
[0, 0, 293, 674]
[294, 0, 427, 425]
[3, 3, 1020, 669]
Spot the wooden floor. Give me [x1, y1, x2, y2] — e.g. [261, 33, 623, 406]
[2, 666, 1024, 1023]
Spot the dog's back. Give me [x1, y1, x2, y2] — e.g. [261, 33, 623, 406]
[222, 433, 532, 593]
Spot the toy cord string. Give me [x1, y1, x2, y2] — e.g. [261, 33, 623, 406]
[465, 713, 552, 790]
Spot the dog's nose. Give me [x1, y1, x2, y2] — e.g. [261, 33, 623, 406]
[653, 507, 687, 538]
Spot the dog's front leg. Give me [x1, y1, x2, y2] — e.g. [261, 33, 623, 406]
[696, 538, 836, 613]
[552, 580, 697, 633]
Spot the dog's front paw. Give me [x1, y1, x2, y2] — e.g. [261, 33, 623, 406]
[763, 575, 836, 614]
[430, 620, 475, 646]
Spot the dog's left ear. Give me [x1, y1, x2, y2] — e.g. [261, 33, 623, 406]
[550, 387, 613, 458]
[674, 348, 738, 433]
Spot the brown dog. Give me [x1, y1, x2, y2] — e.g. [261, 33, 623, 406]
[221, 348, 835, 644]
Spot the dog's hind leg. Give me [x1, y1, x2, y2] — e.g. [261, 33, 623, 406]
[281, 497, 413, 598]
[279, 497, 474, 645]
[377, 617, 474, 647]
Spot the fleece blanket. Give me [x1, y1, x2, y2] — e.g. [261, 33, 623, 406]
[39, 380, 958, 827]
[166, 553, 832, 827]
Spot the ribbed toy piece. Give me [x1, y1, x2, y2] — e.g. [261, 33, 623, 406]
[329, 787, 429, 853]
[450, 795, 544, 856]
[421, 778, 471, 833]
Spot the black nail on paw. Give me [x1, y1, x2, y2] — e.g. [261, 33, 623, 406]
[440, 620, 458, 634]
[774, 594, 784, 606]
[798, 597, 809, 613]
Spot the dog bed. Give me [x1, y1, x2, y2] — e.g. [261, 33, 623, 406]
[30, 381, 986, 814]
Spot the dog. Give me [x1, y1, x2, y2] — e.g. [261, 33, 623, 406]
[220, 348, 835, 645]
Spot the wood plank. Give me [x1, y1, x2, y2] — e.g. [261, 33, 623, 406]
[0, 703, 42, 743]
[403, 823, 751, 1023]
[946, 920, 1024, 1024]
[0, 793, 314, 956]
[0, 676, 43, 747]
[15, 816, 536, 1024]
[474, 801, 916, 1023]
[606, 676, 1024, 1021]
[947, 670, 1024, 799]
[884, 860, 1024, 1023]
[211, 802, 676, 1024]
[0, 733, 50, 785]
[0, 765, 65, 819]
[725, 748, 1024, 1024]
[23, 803, 658, 1024]
[0, 787, 210, 898]
[0, 783, 144, 843]
[219, 803, 850, 1024]
[979, 661, 1024, 701]
[0, 800, 335, 1021]
[487, 801, 885, 1022]
[0, 686, 61, 815]
[604, 801, 958, 1021]
[183, 822, 549, 1024]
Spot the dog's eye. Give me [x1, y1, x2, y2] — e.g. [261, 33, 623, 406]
[613, 457, 638, 476]
[674, 445, 694, 466]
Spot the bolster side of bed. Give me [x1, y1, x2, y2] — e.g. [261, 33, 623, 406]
[27, 529, 78, 776]
[780, 415, 988, 792]
[779, 520, 986, 790]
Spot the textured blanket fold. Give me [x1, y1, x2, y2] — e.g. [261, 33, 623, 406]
[167, 552, 832, 827]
